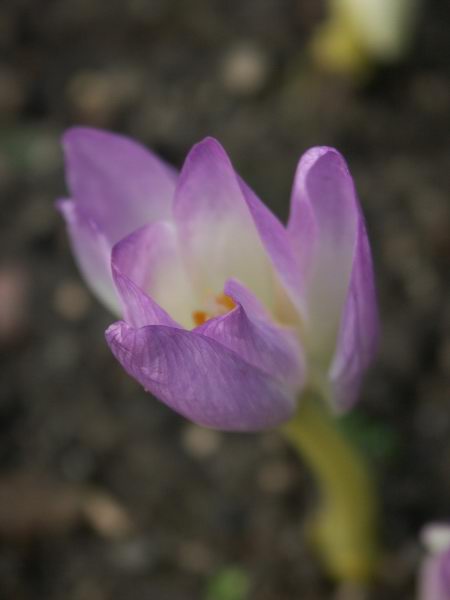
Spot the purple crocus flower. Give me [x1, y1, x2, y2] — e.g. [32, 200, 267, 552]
[419, 524, 450, 600]
[58, 128, 378, 431]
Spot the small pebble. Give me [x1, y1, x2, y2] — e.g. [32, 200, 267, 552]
[27, 133, 60, 175]
[72, 579, 108, 600]
[81, 491, 134, 539]
[334, 582, 369, 600]
[67, 71, 118, 126]
[53, 279, 91, 321]
[438, 337, 450, 375]
[109, 537, 156, 572]
[20, 195, 56, 239]
[257, 459, 294, 495]
[0, 263, 29, 345]
[181, 423, 222, 459]
[43, 332, 80, 371]
[66, 69, 142, 126]
[0, 66, 25, 117]
[176, 539, 214, 574]
[412, 73, 450, 115]
[221, 43, 271, 96]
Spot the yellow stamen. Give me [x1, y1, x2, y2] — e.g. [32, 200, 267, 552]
[192, 310, 209, 327]
[192, 293, 236, 327]
[215, 293, 236, 312]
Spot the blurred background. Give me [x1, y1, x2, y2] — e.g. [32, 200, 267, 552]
[0, 1, 449, 599]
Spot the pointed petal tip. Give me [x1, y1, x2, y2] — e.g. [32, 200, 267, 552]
[192, 135, 225, 151]
[62, 127, 136, 165]
[55, 197, 73, 218]
[296, 146, 351, 179]
[62, 125, 110, 148]
[182, 136, 231, 170]
[62, 126, 96, 157]
[105, 320, 123, 342]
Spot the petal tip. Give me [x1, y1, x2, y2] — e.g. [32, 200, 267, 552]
[55, 197, 73, 218]
[62, 126, 135, 162]
[62, 126, 95, 154]
[62, 125, 106, 147]
[298, 146, 350, 175]
[185, 136, 230, 166]
[105, 320, 131, 354]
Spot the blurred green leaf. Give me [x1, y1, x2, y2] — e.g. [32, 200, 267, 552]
[205, 566, 250, 600]
[337, 411, 399, 463]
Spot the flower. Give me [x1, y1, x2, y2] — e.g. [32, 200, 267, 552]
[311, 0, 421, 75]
[58, 128, 378, 431]
[419, 524, 450, 600]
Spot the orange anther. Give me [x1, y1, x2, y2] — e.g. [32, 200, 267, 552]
[192, 293, 236, 328]
[215, 293, 236, 311]
[192, 310, 209, 327]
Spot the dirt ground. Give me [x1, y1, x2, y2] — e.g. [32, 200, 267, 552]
[0, 1, 449, 599]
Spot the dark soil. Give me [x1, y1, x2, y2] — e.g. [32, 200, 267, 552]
[0, 1, 449, 599]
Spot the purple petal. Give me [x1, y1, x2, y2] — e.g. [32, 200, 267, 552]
[288, 147, 378, 408]
[239, 178, 305, 316]
[106, 322, 297, 431]
[288, 147, 357, 358]
[224, 277, 270, 319]
[111, 221, 196, 328]
[442, 551, 450, 596]
[112, 270, 180, 329]
[63, 127, 177, 244]
[57, 199, 119, 314]
[173, 138, 276, 311]
[419, 550, 450, 600]
[195, 279, 305, 390]
[329, 212, 379, 410]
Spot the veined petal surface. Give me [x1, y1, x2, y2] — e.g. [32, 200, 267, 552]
[106, 322, 297, 431]
[196, 279, 304, 389]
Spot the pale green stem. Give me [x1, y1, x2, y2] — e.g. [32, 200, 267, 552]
[281, 393, 379, 583]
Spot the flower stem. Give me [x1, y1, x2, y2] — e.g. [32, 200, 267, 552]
[282, 394, 379, 583]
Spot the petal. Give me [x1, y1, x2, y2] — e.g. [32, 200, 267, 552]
[63, 127, 177, 244]
[329, 213, 379, 410]
[57, 199, 120, 314]
[419, 550, 450, 600]
[194, 279, 305, 391]
[111, 221, 196, 328]
[288, 147, 379, 410]
[106, 322, 297, 431]
[238, 178, 305, 317]
[173, 138, 275, 311]
[224, 277, 270, 319]
[288, 147, 359, 366]
[112, 270, 180, 329]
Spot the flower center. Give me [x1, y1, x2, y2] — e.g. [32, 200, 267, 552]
[192, 293, 236, 327]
